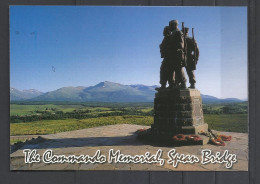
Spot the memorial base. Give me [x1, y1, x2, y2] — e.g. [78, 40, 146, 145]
[139, 88, 209, 145]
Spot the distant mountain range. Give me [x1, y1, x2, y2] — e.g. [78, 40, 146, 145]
[10, 88, 44, 101]
[10, 81, 245, 103]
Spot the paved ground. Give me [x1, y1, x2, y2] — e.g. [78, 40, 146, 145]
[10, 124, 248, 171]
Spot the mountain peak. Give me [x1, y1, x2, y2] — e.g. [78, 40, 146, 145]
[95, 81, 121, 87]
[10, 88, 44, 101]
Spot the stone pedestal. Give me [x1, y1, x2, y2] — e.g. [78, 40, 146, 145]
[151, 88, 209, 144]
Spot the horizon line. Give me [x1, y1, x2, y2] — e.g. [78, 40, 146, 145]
[10, 81, 248, 100]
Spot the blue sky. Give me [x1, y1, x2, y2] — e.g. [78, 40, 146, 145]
[10, 6, 247, 99]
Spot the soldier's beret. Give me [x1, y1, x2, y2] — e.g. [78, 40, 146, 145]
[169, 20, 178, 25]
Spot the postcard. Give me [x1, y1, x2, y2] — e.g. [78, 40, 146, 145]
[10, 6, 248, 171]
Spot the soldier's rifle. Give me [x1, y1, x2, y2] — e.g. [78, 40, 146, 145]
[182, 22, 187, 66]
[192, 28, 197, 64]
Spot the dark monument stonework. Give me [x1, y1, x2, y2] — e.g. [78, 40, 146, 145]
[151, 88, 209, 145]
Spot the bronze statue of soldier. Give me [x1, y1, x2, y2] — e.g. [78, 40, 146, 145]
[158, 20, 187, 90]
[168, 20, 187, 89]
[159, 26, 174, 89]
[182, 27, 199, 89]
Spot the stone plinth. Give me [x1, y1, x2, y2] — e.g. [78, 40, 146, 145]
[151, 88, 208, 143]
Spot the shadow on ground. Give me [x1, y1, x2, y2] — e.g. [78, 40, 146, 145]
[11, 133, 151, 152]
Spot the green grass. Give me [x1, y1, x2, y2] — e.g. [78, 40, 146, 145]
[205, 114, 248, 133]
[10, 104, 62, 115]
[10, 104, 114, 115]
[10, 113, 248, 136]
[10, 103, 248, 136]
[10, 116, 153, 136]
[139, 107, 153, 113]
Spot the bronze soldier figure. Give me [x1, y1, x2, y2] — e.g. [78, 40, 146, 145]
[182, 27, 199, 89]
[168, 20, 187, 89]
[158, 26, 174, 89]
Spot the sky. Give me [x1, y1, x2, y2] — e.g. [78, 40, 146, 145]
[10, 6, 247, 99]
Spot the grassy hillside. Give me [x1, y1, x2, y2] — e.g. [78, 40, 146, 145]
[10, 113, 248, 136]
[205, 114, 248, 133]
[10, 102, 248, 137]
